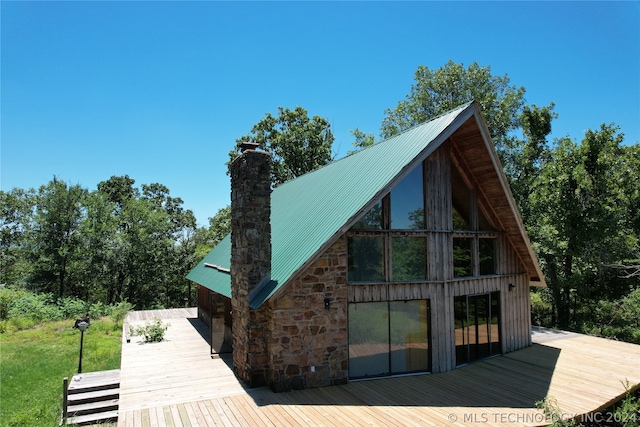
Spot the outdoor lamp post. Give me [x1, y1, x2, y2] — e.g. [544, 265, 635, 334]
[76, 320, 89, 373]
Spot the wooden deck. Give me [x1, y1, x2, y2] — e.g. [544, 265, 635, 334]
[118, 309, 640, 426]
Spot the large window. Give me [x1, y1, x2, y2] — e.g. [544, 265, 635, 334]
[479, 238, 496, 275]
[352, 201, 383, 230]
[392, 237, 427, 281]
[454, 292, 501, 366]
[348, 300, 430, 378]
[347, 237, 384, 282]
[453, 237, 473, 278]
[390, 165, 424, 229]
[347, 157, 500, 283]
[451, 165, 471, 230]
[451, 163, 497, 278]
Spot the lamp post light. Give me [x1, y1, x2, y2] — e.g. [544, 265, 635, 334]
[76, 320, 89, 373]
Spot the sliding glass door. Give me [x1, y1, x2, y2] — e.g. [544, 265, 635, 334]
[348, 300, 430, 378]
[455, 292, 501, 366]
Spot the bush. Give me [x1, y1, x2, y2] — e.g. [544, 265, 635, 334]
[111, 301, 133, 326]
[89, 301, 118, 320]
[612, 380, 640, 427]
[0, 290, 135, 333]
[531, 289, 554, 327]
[130, 317, 170, 343]
[0, 287, 25, 320]
[8, 293, 63, 323]
[582, 287, 640, 344]
[536, 397, 580, 426]
[58, 296, 89, 319]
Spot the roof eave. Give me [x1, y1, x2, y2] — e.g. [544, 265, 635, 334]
[470, 103, 546, 287]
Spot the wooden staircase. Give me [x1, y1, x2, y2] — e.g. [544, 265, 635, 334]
[63, 370, 120, 426]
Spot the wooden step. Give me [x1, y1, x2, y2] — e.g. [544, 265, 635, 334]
[67, 370, 120, 394]
[66, 409, 118, 426]
[67, 387, 119, 405]
[67, 398, 119, 416]
[64, 370, 121, 426]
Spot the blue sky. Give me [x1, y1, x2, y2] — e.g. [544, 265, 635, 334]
[2, 1, 638, 226]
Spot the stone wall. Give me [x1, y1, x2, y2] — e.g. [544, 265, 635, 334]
[229, 149, 272, 387]
[267, 237, 349, 392]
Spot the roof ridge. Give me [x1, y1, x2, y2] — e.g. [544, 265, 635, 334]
[275, 101, 474, 190]
[374, 100, 475, 145]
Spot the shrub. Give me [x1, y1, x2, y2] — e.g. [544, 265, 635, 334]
[8, 293, 63, 323]
[59, 297, 89, 319]
[610, 380, 640, 427]
[0, 287, 25, 320]
[531, 289, 554, 327]
[88, 301, 113, 320]
[582, 287, 640, 344]
[130, 317, 169, 343]
[111, 301, 133, 326]
[536, 396, 581, 426]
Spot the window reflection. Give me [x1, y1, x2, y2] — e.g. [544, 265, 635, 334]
[453, 238, 473, 278]
[348, 302, 390, 378]
[352, 201, 383, 230]
[389, 300, 430, 373]
[347, 237, 384, 282]
[392, 237, 427, 281]
[391, 165, 424, 229]
[455, 292, 501, 366]
[479, 238, 496, 275]
[451, 166, 471, 230]
[349, 300, 430, 378]
[478, 206, 495, 231]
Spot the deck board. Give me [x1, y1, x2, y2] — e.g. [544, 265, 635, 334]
[118, 309, 640, 426]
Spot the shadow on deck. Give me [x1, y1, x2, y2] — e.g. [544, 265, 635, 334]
[118, 309, 640, 427]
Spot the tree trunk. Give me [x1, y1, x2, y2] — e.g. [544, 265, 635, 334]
[543, 253, 560, 327]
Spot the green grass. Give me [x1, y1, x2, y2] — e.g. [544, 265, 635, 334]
[0, 318, 122, 427]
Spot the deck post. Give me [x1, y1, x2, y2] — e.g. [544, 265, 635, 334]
[61, 376, 68, 426]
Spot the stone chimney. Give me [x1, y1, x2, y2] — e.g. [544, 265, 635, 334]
[229, 143, 271, 387]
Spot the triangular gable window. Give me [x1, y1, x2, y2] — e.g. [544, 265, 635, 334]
[348, 151, 500, 283]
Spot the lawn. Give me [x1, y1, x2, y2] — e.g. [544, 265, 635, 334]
[0, 318, 122, 427]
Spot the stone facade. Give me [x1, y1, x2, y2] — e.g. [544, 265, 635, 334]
[228, 148, 349, 391]
[267, 237, 349, 392]
[229, 149, 272, 387]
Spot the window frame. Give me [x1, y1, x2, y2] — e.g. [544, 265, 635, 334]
[346, 155, 501, 284]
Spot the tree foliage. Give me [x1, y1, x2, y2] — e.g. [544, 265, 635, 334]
[529, 125, 638, 329]
[193, 206, 231, 260]
[381, 60, 526, 155]
[347, 128, 376, 156]
[0, 176, 199, 310]
[229, 106, 335, 186]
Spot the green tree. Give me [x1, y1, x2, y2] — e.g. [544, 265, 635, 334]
[530, 124, 635, 328]
[508, 103, 557, 222]
[77, 190, 118, 303]
[381, 60, 526, 158]
[0, 188, 35, 287]
[193, 206, 231, 259]
[94, 176, 197, 308]
[97, 174, 137, 210]
[347, 128, 376, 156]
[229, 106, 335, 186]
[28, 177, 88, 298]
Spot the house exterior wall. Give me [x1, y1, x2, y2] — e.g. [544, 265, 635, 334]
[197, 285, 211, 326]
[263, 232, 532, 388]
[267, 238, 349, 392]
[224, 140, 533, 391]
[347, 273, 531, 373]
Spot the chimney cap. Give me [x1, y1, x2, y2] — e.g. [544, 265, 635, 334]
[239, 141, 260, 153]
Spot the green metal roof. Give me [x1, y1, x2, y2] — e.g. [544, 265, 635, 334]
[187, 102, 475, 307]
